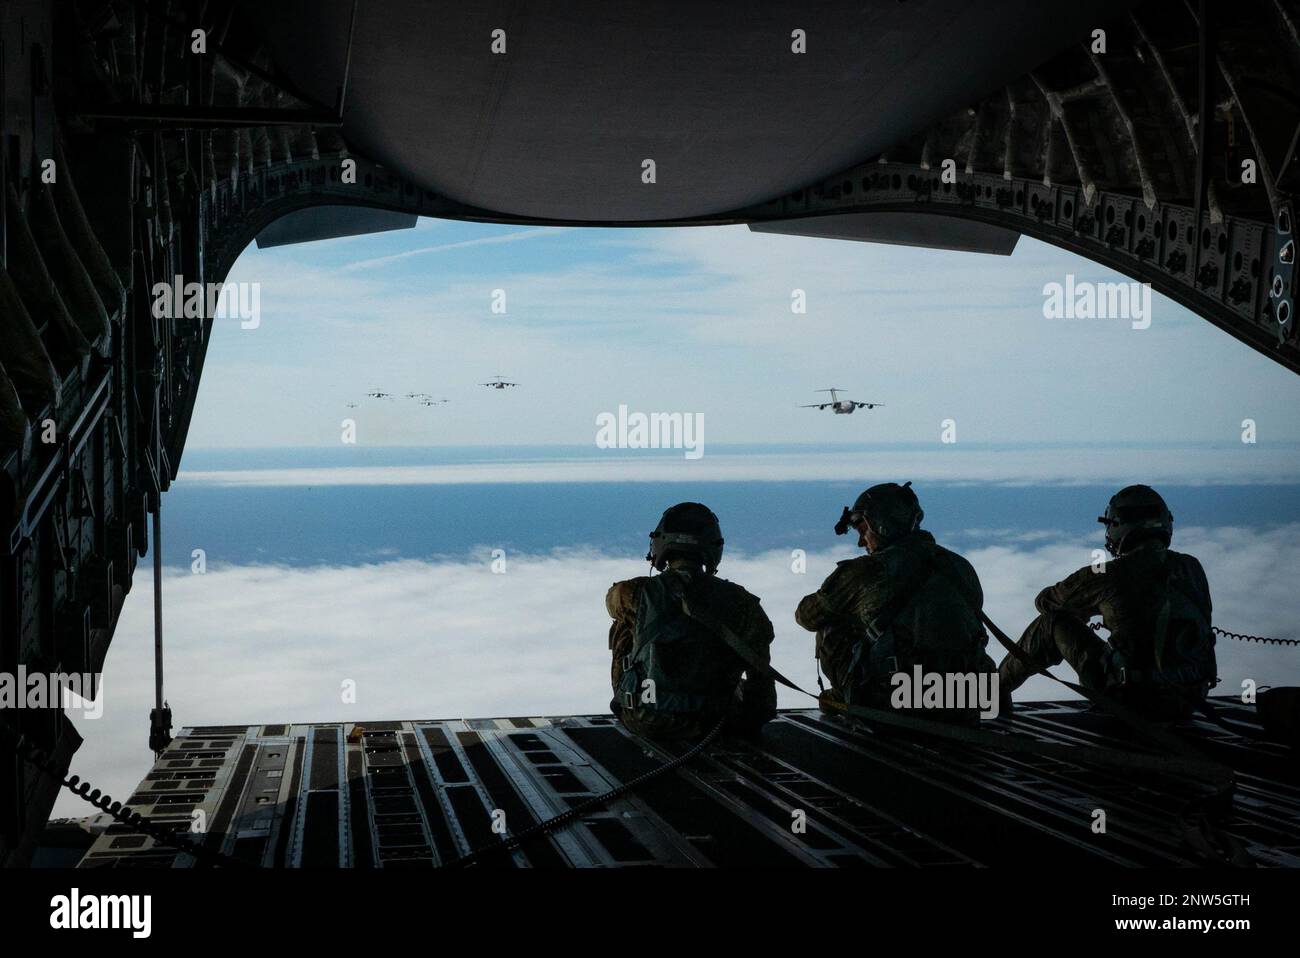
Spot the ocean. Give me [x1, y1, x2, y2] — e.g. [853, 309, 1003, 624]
[167, 443, 1300, 566]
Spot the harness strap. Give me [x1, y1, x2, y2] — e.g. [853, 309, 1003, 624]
[687, 594, 1233, 792]
[861, 553, 941, 645]
[1153, 595, 1172, 672]
[684, 584, 1242, 861]
[978, 607, 1230, 772]
[680, 595, 820, 699]
[816, 695, 1232, 787]
[841, 553, 942, 695]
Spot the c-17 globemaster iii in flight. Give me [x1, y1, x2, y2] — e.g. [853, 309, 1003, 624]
[801, 387, 885, 415]
[360, 390, 447, 404]
[481, 376, 519, 390]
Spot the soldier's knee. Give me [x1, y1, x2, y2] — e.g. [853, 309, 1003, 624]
[1020, 611, 1065, 651]
[1038, 610, 1077, 631]
[1044, 611, 1103, 651]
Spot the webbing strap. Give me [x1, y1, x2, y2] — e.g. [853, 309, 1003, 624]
[819, 691, 1248, 864]
[816, 696, 1231, 786]
[678, 553, 936, 699]
[1153, 595, 1172, 671]
[861, 553, 941, 645]
[683, 593, 1235, 795]
[685, 589, 1243, 862]
[1188, 695, 1267, 739]
[680, 595, 819, 699]
[977, 609, 1235, 792]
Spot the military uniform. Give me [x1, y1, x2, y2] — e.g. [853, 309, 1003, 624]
[607, 560, 777, 741]
[998, 541, 1215, 717]
[795, 529, 993, 706]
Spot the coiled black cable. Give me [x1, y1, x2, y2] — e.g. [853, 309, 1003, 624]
[0, 722, 251, 868]
[1211, 626, 1300, 647]
[1087, 621, 1299, 646]
[441, 715, 728, 869]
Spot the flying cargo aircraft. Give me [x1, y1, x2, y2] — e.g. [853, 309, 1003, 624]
[801, 388, 885, 415]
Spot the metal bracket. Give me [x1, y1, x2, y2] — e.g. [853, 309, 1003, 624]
[1271, 203, 1294, 344]
[149, 702, 173, 755]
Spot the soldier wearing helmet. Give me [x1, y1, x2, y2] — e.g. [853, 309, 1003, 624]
[997, 485, 1217, 718]
[606, 502, 776, 742]
[795, 482, 994, 713]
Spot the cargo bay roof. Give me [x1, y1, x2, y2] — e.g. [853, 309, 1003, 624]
[250, 0, 1133, 222]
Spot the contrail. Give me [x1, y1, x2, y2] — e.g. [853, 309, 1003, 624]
[343, 226, 571, 271]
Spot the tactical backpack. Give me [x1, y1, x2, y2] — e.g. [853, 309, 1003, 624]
[840, 552, 995, 708]
[616, 570, 743, 717]
[842, 555, 938, 706]
[1109, 561, 1216, 694]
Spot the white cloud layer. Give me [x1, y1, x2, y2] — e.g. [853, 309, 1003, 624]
[177, 444, 1300, 487]
[53, 525, 1300, 818]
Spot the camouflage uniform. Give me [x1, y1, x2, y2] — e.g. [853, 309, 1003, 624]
[795, 529, 993, 707]
[998, 542, 1215, 716]
[607, 560, 777, 742]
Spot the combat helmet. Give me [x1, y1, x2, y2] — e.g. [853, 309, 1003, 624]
[647, 502, 725, 574]
[1098, 484, 1173, 556]
[835, 481, 924, 546]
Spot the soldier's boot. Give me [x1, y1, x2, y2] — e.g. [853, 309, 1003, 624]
[996, 673, 1015, 716]
[972, 652, 1014, 717]
[818, 686, 846, 716]
[996, 659, 1024, 715]
[996, 646, 1038, 696]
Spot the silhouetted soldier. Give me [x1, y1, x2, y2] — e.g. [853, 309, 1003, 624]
[998, 485, 1216, 719]
[607, 502, 776, 742]
[796, 482, 995, 715]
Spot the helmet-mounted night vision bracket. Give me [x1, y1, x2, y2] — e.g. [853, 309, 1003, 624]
[834, 507, 858, 536]
[835, 481, 921, 539]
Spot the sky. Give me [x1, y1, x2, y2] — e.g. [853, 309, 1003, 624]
[49, 215, 1300, 818]
[183, 216, 1300, 454]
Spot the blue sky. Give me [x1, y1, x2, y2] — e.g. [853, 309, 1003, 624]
[184, 217, 1300, 454]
